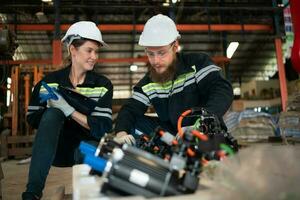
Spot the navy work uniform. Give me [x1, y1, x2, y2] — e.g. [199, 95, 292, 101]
[115, 52, 233, 137]
[25, 66, 112, 197]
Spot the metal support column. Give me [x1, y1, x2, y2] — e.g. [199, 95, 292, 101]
[52, 0, 62, 66]
[129, 8, 136, 94]
[273, 0, 288, 111]
[275, 38, 288, 111]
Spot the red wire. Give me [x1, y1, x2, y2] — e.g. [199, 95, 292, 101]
[159, 130, 164, 136]
[217, 150, 226, 160]
[191, 130, 208, 141]
[201, 158, 209, 166]
[176, 108, 230, 163]
[177, 109, 192, 138]
[187, 148, 196, 157]
[172, 140, 178, 145]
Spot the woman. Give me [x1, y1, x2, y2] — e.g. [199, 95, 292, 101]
[22, 21, 113, 200]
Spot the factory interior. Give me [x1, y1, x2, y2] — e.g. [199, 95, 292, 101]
[0, 0, 299, 199]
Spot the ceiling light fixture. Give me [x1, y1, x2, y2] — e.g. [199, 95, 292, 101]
[35, 11, 44, 16]
[226, 42, 239, 59]
[41, 0, 52, 2]
[130, 64, 138, 72]
[233, 87, 241, 95]
[163, 0, 170, 6]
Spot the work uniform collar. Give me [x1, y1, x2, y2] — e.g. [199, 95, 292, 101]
[63, 65, 96, 88]
[174, 52, 194, 78]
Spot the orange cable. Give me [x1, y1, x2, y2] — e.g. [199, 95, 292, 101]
[159, 130, 164, 136]
[201, 158, 209, 166]
[187, 148, 196, 157]
[191, 130, 208, 141]
[177, 109, 192, 138]
[217, 150, 226, 160]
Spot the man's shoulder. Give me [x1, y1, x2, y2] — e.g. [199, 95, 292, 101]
[179, 52, 215, 71]
[180, 52, 211, 64]
[181, 51, 210, 58]
[135, 73, 151, 87]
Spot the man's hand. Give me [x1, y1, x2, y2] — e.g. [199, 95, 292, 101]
[47, 91, 75, 117]
[114, 131, 136, 145]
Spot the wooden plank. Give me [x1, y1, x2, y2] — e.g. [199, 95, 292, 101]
[0, 130, 10, 158]
[11, 67, 19, 136]
[7, 135, 35, 144]
[8, 148, 32, 156]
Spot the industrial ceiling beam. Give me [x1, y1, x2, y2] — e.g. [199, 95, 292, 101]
[0, 58, 147, 65]
[0, 56, 229, 65]
[2, 24, 273, 32]
[0, 4, 279, 11]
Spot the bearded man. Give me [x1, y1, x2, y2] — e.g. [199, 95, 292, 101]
[114, 14, 234, 145]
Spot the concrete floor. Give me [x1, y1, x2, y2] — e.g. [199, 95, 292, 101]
[1, 159, 72, 200]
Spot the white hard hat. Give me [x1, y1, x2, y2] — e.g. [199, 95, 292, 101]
[61, 21, 108, 47]
[139, 14, 180, 47]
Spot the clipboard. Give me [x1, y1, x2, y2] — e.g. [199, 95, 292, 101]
[58, 85, 98, 115]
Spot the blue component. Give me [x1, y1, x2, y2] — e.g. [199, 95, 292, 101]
[84, 154, 107, 172]
[79, 141, 97, 155]
[39, 81, 59, 103]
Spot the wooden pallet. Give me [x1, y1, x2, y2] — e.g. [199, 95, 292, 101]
[1, 129, 35, 159]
